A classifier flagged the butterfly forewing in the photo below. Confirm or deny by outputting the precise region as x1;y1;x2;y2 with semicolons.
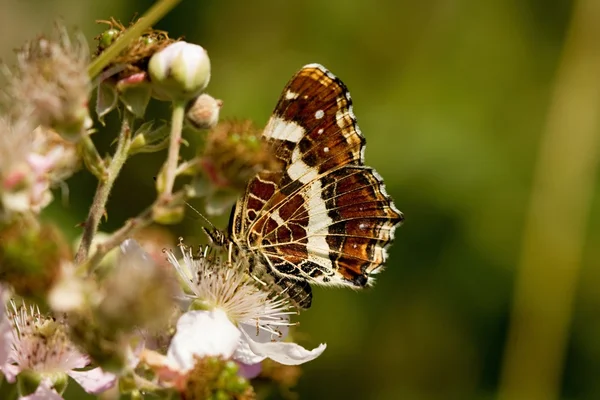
231;64;403;291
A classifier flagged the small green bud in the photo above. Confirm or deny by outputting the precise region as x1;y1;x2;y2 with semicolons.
129;122;170;155
212;389;231;400
77;135;108;180
226;376;250;394
148;41;211;102
99;28;120;50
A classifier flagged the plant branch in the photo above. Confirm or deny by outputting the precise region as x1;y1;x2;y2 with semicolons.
88;0;183;79
75;112;135;265
160;100;186;198
82;190;186;271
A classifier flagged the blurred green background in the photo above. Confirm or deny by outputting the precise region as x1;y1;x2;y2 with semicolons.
1;0;600;399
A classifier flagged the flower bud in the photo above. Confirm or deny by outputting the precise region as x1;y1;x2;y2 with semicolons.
183;356;255;400
0;222;71;302
186;94;222;130
97;28;120;51
199;120;280;192
149;41;211;102
128;121;170;156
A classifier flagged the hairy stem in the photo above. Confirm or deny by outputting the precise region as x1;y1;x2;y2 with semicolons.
75;112;135;265
88;0;183;79
160;100;186;198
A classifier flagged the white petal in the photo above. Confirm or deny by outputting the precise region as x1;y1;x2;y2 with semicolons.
239;327;326;366
232;332;264;365
167;309;240;371
233;321;289;364
68;367;116;394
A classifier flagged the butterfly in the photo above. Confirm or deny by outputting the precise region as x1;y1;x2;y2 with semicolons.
222;64;403;309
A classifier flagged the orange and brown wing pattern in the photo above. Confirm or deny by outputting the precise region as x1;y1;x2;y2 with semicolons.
231;64;403;291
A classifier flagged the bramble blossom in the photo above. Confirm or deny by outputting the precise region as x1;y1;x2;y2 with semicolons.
166;242;326;370
1;301;116;399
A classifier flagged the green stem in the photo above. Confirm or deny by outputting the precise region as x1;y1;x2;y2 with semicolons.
161;101;186;198
88;0;183;79
75;112;135;265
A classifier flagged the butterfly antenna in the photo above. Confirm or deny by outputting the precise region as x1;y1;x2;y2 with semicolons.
184;201;227;247
184;201;216;229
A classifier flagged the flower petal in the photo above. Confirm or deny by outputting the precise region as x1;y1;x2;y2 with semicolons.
167;309;240;371
68;367;116;394
2;364;20;383
239;327;326;366
233;321;290;365
20;383;64;400
237;362;262;379
232;334;264;365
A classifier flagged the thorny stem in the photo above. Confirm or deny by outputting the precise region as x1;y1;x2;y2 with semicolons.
80;190;186;273
75;111;135;265
88;0;182;79
160;100;186;199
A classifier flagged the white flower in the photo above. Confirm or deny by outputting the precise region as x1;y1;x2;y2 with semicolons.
1;301;116;399
148;41;211;102
167;309;240;372
166;243;326;368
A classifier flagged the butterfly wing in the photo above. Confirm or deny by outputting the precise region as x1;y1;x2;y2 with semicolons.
231;64;403;288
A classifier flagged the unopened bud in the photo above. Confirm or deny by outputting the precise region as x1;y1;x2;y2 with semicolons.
186;94;222;130
149;41;211;102
0;222;71;302
129;121;170;156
